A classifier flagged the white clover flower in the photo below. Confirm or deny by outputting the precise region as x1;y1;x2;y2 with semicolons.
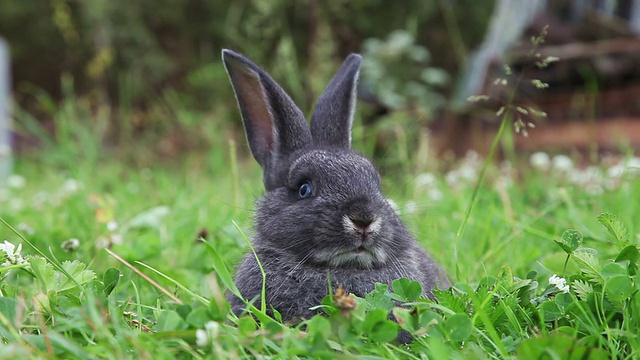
0;240;28;267
61;238;81;253
60;179;83;196
427;187;443;202
6;175;26;189
110;234;123;246
415;172;437;188
107;220;119;232
549;274;570;293
17;223;35;236
445;170;459;185
458;163;478;182
529;152;550;171
196;321;220;347
606;163;625;179
195;329;209;347
552;155;573;172
403;200;418;215
626;157;640;172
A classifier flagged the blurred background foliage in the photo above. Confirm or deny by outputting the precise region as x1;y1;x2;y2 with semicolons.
0;0;496;165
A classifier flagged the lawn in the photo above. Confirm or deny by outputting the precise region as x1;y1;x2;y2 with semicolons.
1;109;639;358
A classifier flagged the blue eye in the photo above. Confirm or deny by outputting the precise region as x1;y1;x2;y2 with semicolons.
298;181;313;199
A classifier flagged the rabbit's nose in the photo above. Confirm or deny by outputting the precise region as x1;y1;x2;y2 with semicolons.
348;215;373;229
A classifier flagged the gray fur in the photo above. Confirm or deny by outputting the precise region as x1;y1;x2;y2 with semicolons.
222;49;449;322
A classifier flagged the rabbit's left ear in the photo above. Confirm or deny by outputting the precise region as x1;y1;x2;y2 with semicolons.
310;54;362;149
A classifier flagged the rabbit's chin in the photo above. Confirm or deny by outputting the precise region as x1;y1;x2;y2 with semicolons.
313;246;388;269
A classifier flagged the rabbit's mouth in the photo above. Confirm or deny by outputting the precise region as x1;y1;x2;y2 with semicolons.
313;242;388;269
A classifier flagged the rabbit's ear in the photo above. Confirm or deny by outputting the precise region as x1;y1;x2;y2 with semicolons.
222;49;311;174
310;54;362;149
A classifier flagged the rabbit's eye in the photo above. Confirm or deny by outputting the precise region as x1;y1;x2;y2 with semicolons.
298;181;313;199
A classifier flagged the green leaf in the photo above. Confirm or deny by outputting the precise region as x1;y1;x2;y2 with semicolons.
433;289;468;314
554;292;574;310
392;307;416;332
571;279;594;301
497;265;514;287
201;240;240;296
507;279;533;294
615;245;640;275
58;261;96;293
237;316;257;336
0;297;18;340
29;257;56;293
391;278;422;301
208;294;230;322
368;320;399;343
176;304;192;319
363;283;395;312
600;263;626;279
616;245;639;263
597;213;630;250
477;276;498;289
306;315;331;341
571;250;603;284
156;310;188;331
419;311;445;339
361;309;398;343
540;301;563;321
186;307;211;328
517;334;609;360
605;275;633;302
558;229;583;254
444;313;473;342
102;267;120;296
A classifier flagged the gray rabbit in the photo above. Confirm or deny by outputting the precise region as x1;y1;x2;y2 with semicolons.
222;49;449;322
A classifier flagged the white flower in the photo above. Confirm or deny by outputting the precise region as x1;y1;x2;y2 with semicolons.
196;321;220;347
195;329;209;347
529;152;550;171
403;200;418;214
61;238;81;253
427;187;443;202
626;157;640;173
6;175;26;189
549;274;570;293
415;172;437;188
107;220;119;232
459;166;477;182
60;179;83;195
607;163;625;179
17;223;35;236
552;155;573;172
0;240;28;267
445;170;459;185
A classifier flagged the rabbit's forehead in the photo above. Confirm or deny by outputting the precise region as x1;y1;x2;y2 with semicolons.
289;149;378;179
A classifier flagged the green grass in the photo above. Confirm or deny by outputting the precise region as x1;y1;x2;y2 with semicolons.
1;110;640;359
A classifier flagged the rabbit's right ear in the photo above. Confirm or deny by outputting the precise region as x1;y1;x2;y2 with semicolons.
222;49;311;187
